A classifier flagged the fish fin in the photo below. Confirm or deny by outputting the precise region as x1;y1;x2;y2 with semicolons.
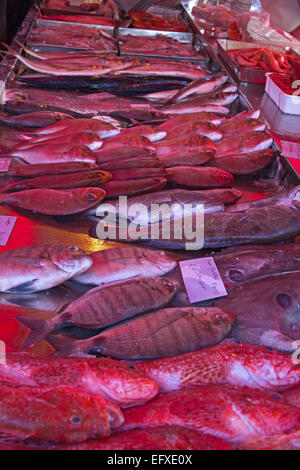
6;279;40;293
17;316;55;350
47;334;85;357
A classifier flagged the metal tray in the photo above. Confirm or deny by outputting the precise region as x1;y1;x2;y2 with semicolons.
0;4;38;92
118;28;209;65
217;39;288;84
27;18;117;52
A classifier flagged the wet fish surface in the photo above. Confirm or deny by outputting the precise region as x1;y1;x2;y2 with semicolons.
0;245;92;293
74;246;177;286
134;342;300;392
121;385;300;444
0;382;124;442
0;354;158;408
56;426;232;450
215;271;300;352
48;307;235;360
20;277;179;349
0;187;106;215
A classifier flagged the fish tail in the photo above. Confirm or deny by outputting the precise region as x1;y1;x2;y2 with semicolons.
17;316;55;350
46;334;85;357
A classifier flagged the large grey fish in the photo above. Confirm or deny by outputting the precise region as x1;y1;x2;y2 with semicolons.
0;245;92;293
48;307;235;360
19;277;179;349
73;246;177;286
213;243;300;288
215;271;300;352
227;186;300;212
91;204;300;250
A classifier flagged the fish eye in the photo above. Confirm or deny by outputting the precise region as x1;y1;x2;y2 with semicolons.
71;416;81;424
87;193;96;201
216;314;225;322
272;393;282;400
68;246;79;252
128;365;136;370
277;293;292;309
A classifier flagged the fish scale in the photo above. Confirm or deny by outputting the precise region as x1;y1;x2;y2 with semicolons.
134;342;300;392
19;277;179;350
121;385;300;444
47;307;235;360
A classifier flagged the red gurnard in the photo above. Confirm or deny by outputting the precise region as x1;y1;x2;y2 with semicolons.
121;385;300;444
165;121;223;141
28;118;119;139
219;117;266;136
8;143;96;165
134;342;300;392
215;131;273;158
0;187;106;215
56;426;233;450
210;149;274;175
0;382;123;442
15;131;103;151
100;177;167;198
0;354;158;408
165;166;234;188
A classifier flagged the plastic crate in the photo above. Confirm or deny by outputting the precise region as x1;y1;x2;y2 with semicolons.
265;72;300;115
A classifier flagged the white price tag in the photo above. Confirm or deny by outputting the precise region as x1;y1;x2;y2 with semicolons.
179;257;227;304
0;216;17;246
0;159;11;172
281;140;300;159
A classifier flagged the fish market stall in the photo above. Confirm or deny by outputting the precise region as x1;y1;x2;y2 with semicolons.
0;0;300;452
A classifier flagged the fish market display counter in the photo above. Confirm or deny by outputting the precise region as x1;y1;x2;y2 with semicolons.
0;0;300;452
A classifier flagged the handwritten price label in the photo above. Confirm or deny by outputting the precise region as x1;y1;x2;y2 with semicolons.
0;216;17;246
179;257;227;304
0;159;11;172
281;140;300;159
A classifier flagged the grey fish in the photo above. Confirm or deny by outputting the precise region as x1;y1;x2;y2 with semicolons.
213;243;300;288
73;246;177;286
215;271;300;352
91;204;300;250
0;245;92;293
19;277;179;349
48;307;235;360
227;186;300;212
0;111;74;129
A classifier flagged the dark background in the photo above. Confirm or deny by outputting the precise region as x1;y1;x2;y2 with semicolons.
1;0;33;43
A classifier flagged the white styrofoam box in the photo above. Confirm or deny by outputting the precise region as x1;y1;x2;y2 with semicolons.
265;72;300;115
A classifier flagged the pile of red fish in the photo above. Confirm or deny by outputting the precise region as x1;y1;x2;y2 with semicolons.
2;343;300;449
228;47;300;74
128;11;188;32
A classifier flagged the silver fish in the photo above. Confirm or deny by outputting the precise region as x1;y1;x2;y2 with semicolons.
73;246;177;286
0;245;92;293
